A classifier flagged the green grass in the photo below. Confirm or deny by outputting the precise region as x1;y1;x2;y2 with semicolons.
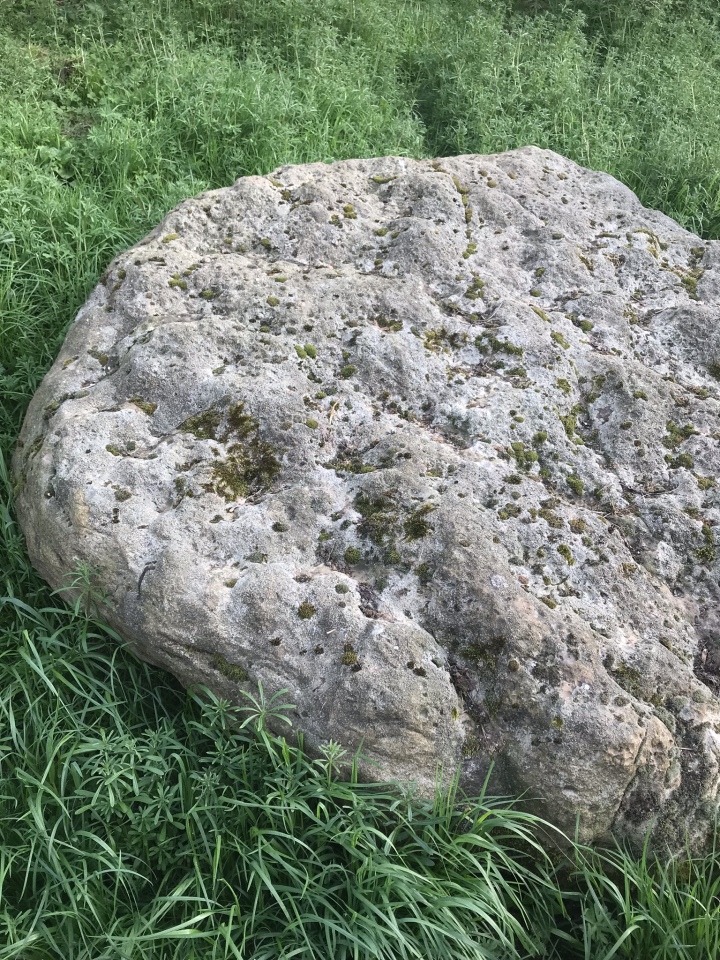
2;0;720;955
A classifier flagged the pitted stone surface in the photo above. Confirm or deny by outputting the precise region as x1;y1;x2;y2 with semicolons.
13;146;720;851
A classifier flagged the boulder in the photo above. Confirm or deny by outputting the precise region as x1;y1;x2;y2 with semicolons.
13;146;720;852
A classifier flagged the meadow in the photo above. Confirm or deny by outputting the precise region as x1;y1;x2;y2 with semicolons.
1;0;720;955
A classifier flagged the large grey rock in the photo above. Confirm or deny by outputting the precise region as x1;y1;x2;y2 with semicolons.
13;146;720;852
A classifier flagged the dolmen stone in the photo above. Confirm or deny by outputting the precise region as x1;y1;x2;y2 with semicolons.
14;146;720;852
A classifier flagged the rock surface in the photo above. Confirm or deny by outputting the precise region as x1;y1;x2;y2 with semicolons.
13;146;720;852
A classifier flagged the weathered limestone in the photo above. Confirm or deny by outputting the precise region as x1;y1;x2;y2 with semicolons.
13;146;720;852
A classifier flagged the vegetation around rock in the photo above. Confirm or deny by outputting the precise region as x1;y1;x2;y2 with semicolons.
2;0;720;956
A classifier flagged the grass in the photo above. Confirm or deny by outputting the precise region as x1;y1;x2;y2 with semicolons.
1;0;720;955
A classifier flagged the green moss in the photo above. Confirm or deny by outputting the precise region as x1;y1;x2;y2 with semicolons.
475;332;523;356
355;492;398;545
533;431;547;446
539;508;564;529
461;734;482;759
209;436;280;500
426;327;463;351
697;475;716;490
259;238;272;249
376;315;403;332
463;638;502;671
173;476;193;500
344;546;361;565
551;331;570;349
212;654;249;683
371;175;395;184
130;397;157;416
180;409;223;440
696;523;716;564
531;306;551;323
556;378;571;395
245;551;268;564
272;521;289;533
335;583;350;594
343;204;357;219
162;233;179;243
557;543;574;565
415;562;434;586
266;295;280;306
168;275;187;289
340;364;357;379
663;420;698;450
298;601;316;619
462;242;477;259
606;658;643;699
404;503;437;540
569;518;586;534
183;403;281;501
106;444;123;456
529;288;542;297
633;390;648;400
465;276;485;300
559;412;576;438
327;455;376;475
374;227;389;236
509;441;538;471
114;488;132;502
305;418;318;429
676;267;704;299
341;643;358;666
567;474;584;495
452;176;469;196
497;503;522;520
534;266;545;278
665;453;694;470
88;348;109;366
540;597;557;609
